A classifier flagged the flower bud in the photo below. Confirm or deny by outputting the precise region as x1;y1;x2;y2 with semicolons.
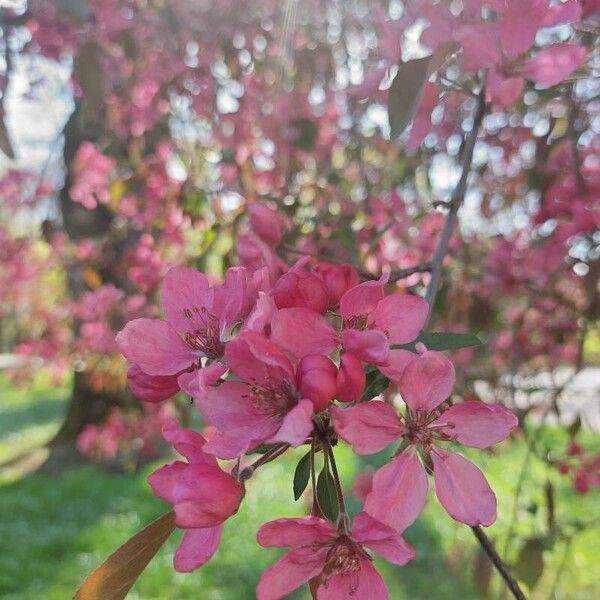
296;354;338;412
248;202;285;245
336;353;365;402
127;364;180;402
273;271;329;314
313;262;360;307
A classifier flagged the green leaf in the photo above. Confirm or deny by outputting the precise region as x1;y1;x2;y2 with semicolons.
514;537;545;589
388;43;457;138
391;331;483;352
316;466;339;522
293;452;311;501
360;369;390;401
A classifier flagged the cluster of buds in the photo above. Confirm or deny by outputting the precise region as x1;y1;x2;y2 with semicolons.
555;441;600;494
117;254;517;598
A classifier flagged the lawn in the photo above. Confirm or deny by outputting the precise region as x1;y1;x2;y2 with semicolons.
0;373;599;600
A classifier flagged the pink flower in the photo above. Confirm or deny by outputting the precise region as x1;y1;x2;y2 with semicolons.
313;262;360;307
148;421;243;572
273;263;329;314
339;276;429;365
256;512;414;600
331;351;518;528
270;275;428;365
180;332;336;458
117;266;250;378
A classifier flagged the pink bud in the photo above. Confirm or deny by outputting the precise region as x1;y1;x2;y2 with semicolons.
568;441;583;456
297;354;338;412
574;468;590;494
127;364;180;402
272;271;329;314
313;262;360;307
248;202;285;245
336;353;365;402
556;461;570;475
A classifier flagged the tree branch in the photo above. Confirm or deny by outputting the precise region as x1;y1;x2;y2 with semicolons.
472;526;527;600
424;87;487;323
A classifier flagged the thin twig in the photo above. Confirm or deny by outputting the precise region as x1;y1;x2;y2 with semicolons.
472;526;527;600
424;86;487;324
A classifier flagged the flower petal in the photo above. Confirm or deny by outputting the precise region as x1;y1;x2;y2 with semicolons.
127;364;181;402
364;450;428;533
116;318;194;376
257;517;335;548
521;43;587;87
352;512;415;566
317;557;388;600
341;328;389;366
173;525;222;572
330;403;403;455
432;450;497;526
397;351;455;412
271;308;339;359
257;547;328;600
212;266;248;332
368;293;428;345
271;399;314;447
161;420;216;466
435;401;518;448
378;349;416;381
339;275;387;322
162;266;212;333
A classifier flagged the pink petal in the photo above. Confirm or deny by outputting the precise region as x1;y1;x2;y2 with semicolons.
368;293;428;345
212;266;248;332
317;557;388;600
364;450;428;533
127;364;181;402
257;517;335;548
432;450;497;526
542;0;582;27
161;420;216;466
271;307;339;359
176;363;227;398
335;353;366;402
378;349;416;381
330;403;404;455
486;70;525;108
341;328;389;366
435;401;518;448
202;421;278;459
242;291;277;333
257;547;328;600
161;266;212;333
173;525;222;572
225;331;295;384
521;43;587;86
339;275;387;322
148;461;187;504
116;318;195;376
500;0;547;58
455;23;502;70
397;351;455;412
271;398;314;447
352;512;415;566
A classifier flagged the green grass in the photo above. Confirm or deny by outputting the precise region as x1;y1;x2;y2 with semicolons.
0;373;599;599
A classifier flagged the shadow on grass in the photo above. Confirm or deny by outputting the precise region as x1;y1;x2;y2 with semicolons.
0;465;165;600
0;399;67;439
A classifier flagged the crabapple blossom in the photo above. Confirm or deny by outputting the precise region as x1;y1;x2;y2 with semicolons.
148;421;244;572
256;512;415;600
331;351;518;528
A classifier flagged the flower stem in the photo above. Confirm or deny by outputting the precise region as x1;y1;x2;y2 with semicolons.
239;444;289;480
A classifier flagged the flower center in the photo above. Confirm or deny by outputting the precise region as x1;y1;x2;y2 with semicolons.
344;314;368;331
404;404;454;447
246;377;298;418
321;536;368;593
182;307;225;359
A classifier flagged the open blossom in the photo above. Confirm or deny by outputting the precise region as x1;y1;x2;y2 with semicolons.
148;421;243;572
331;351;518;528
117;265;253;387
271;274;428;365
313;262;360;307
180;331;338;458
256;512;415;600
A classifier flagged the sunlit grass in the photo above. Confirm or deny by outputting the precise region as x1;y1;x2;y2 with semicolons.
0;374;599;599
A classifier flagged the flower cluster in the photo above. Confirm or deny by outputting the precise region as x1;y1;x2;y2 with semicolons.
555;441;600;495
117;255;518;598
